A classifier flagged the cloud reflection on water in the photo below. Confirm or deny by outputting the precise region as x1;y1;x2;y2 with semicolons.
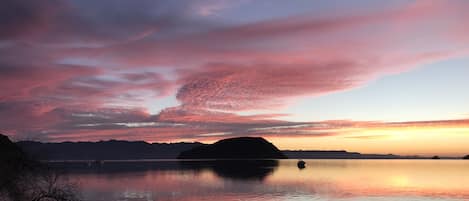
58;160;469;201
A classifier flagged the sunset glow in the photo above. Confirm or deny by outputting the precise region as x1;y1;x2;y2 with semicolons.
1;0;469;156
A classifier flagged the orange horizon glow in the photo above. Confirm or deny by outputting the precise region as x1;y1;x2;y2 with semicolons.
187;119;469;157
11;118;466;157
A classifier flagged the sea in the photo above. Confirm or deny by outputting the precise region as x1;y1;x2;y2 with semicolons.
53;159;469;201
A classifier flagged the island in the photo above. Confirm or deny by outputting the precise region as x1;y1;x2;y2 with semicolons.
177;137;287;159
463;155;469;160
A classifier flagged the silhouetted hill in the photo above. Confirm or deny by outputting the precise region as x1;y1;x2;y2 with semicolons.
0;134;25;161
283;150;430;159
1;134;38;199
463;155;469;159
283;150;414;159
283;150;361;159
0;134;32;174
17;140;203;160
178;137;286;159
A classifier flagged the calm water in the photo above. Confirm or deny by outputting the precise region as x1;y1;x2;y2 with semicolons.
58;160;469;201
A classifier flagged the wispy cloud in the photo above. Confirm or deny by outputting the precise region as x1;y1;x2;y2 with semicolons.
1;0;469;143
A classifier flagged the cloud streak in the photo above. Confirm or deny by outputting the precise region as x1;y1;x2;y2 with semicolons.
0;0;469;144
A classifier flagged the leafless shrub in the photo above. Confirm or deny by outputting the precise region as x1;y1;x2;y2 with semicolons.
0;160;81;201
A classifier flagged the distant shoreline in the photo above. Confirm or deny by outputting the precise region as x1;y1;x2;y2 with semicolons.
42;158;465;163
16;139;467;160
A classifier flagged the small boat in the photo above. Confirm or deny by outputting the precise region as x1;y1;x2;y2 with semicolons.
94;160;104;166
87;160;104;167
297;160;306;169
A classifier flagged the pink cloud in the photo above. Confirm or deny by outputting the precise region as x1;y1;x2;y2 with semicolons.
1;0;469;141
0;0;63;39
13;114;468;142
176;62;367;110
70;1;467;113
157;106;287;124
0;63;99;102
52;71;175;107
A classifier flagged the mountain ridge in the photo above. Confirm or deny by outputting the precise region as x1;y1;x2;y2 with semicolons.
11;137;464;160
17;139;204;160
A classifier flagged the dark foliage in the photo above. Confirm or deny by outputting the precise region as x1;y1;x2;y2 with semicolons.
0;134;80;201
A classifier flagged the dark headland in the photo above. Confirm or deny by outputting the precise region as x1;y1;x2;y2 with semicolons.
178;137;287;159
0;134;80;201
0;134;25;160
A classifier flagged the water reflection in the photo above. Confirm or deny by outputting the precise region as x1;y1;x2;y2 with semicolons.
179;160;278;181
50;160;278;181
55;160;469;201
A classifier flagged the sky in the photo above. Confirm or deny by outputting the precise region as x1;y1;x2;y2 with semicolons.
1;0;469;156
